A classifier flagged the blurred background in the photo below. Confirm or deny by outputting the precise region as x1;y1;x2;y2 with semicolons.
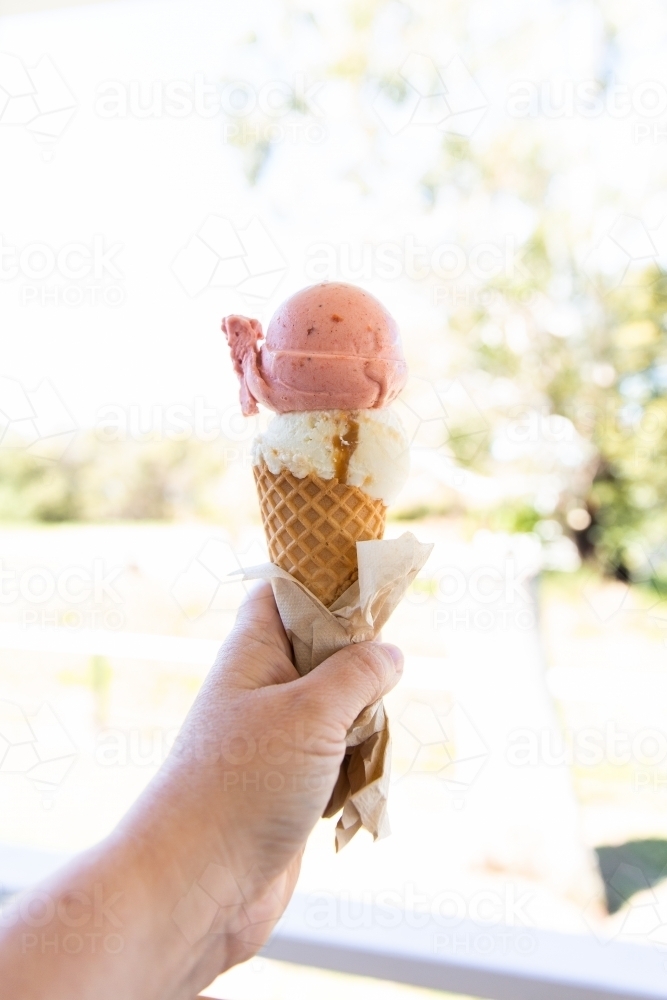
1;0;667;997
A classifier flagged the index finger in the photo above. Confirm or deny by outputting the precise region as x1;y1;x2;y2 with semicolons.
217;581;299;688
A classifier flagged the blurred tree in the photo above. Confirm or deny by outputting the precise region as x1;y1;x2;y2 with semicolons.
0;449;80;522
442;142;667;583
0;437;233;525
325;2;667;584
3;0;667;590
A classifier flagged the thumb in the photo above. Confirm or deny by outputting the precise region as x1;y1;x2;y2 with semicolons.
296;641;403;733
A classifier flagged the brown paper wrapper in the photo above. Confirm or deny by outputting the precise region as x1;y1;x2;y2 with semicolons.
238;532;433;850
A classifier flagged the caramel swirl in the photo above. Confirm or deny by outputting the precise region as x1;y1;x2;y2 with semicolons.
332;416;360;483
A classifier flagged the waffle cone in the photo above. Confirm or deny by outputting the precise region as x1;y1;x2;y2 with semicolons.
254;460;386;607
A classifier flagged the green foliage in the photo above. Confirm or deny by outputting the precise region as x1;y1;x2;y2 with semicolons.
0;450;80;522
486;503;542;536
434;153;667;581
0;436;230;524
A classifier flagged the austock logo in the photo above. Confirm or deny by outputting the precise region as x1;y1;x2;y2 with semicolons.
172;863;284;949
171;216;287;300
583;213;667;292
0;376;76;459
305;234;530;285
373;52;488;137
170;538;266;620
1;880;124;956
393;696;488;797
0;235;124;307
396;374;488;464
0;54;76;159
583;858;667;954
508;78;667;121
305;883;534;932
0;700;77;805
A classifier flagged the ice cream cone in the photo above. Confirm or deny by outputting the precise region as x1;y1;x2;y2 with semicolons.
254;460;386;607
223;283;422;851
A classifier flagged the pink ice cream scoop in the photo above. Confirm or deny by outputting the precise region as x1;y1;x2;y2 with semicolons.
222;282;408;415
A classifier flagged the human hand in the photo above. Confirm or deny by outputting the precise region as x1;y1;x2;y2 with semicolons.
0;583;403;1000
118;581;404;994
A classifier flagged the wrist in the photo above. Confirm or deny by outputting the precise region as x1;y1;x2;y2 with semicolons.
112;775;242;981
117;764;293;984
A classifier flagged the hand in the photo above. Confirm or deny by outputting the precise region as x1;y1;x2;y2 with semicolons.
131;580;404;982
0;582;403;1000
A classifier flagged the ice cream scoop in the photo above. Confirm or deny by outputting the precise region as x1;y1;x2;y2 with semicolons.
223;282;407;415
252;408;410;505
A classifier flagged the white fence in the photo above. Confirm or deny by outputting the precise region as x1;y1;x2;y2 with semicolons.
0;842;665;1000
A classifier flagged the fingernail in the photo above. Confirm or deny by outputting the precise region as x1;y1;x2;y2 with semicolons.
381;644;403;671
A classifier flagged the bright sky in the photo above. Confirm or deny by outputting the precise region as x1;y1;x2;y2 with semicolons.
1;0;667;432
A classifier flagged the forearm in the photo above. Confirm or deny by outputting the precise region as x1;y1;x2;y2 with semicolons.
0;809;233;1000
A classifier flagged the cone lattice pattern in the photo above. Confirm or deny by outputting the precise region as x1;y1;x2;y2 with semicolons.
254;461;386;607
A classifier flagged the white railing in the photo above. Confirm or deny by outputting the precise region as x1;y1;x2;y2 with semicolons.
0;622;221;666
0;843;665;1000
1;624;666;1000
263;893;667;1000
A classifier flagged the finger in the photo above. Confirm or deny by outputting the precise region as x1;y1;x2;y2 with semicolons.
235;581;288;648
295;641;403;734
219;582;298;688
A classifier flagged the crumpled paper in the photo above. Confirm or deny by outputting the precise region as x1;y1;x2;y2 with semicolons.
239;532;433;850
